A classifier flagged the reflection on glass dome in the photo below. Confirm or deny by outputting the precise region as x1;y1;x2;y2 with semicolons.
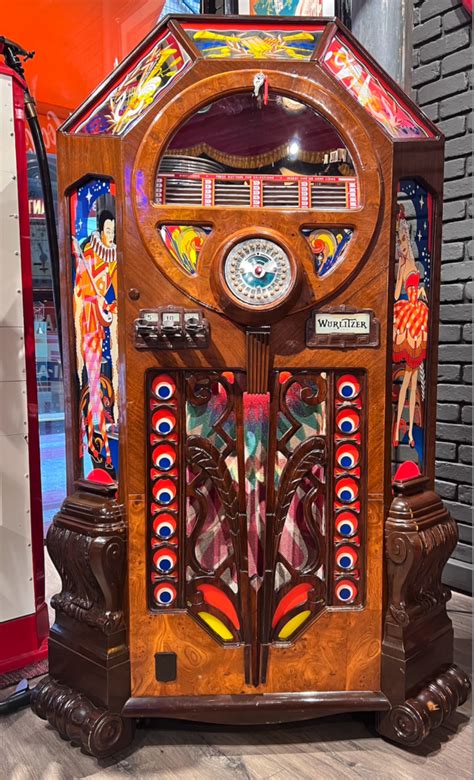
155;92;358;210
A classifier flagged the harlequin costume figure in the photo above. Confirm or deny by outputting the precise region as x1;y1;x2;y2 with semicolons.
72;210;118;470
393;205;429;448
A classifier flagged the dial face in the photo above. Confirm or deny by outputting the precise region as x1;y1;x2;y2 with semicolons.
224;239;292;307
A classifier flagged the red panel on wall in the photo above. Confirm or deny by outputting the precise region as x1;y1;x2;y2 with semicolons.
2;0;165;113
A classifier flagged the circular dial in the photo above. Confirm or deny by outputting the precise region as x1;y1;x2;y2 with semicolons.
224;239;292;307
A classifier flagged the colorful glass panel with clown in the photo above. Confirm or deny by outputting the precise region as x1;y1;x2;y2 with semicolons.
70;178;119;479
392;180;432;471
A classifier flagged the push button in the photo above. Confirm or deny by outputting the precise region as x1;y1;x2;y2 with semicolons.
134;306;210;350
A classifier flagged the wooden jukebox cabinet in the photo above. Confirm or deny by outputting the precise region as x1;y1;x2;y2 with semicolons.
32;16;470;756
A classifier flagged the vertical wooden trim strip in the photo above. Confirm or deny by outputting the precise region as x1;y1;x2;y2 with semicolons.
246;326;271;394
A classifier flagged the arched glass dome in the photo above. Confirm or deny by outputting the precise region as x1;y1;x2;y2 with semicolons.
156;91;358;210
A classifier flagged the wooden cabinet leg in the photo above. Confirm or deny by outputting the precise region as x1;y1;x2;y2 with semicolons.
377;664;471;746
31;676;134;758
30;479;135;757
378;475;471;746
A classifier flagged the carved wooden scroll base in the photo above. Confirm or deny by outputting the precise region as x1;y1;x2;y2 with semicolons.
30;479;133;757
377;475;471;746
377;664;470;747
31;676;134;758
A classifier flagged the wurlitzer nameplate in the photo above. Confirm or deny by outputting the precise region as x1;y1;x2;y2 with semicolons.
306;306;380;348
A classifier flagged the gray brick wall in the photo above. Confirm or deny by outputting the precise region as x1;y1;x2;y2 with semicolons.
413;0;473;593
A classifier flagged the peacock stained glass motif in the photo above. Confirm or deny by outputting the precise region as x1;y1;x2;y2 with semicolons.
301;227;353;277
74;31;190;136
185;27;322;60
268;372;327;655
322;36;433;139
159;225;211;276
185;372;244;645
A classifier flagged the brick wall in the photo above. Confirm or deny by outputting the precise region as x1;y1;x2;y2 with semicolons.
412;0;472;592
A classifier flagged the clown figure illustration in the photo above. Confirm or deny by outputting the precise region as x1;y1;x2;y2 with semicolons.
72;205;119;474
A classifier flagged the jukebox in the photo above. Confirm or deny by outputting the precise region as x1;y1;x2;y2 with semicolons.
32;16;470;756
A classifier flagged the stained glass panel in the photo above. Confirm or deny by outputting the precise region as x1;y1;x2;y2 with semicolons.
146;368;366;677
392;180;432;472
184;372;243;644
73;31;190;136
244;393;270;580
250;0;329;14
70;177;119;479
159;225;212;276
322;36;434;139
302;227;354;277
184;26;322;60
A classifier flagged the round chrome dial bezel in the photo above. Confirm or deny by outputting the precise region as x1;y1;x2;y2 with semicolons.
223;238;292;307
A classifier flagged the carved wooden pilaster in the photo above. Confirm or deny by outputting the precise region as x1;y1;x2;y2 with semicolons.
246;326;271;393
31;479;133;756
377;475;471;746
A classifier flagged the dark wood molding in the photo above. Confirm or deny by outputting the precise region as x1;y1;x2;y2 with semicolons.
377;664;471;747
47;484;127;633
383;474;456;631
122;690;390;723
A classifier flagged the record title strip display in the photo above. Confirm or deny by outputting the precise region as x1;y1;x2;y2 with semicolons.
156;173;359;210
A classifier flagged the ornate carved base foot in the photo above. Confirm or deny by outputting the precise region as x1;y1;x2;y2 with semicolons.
31;676;134;758
379;474;471;748
377;664;471;747
31;481;133;757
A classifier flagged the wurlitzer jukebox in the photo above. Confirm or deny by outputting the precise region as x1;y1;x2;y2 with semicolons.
32;16;470;757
